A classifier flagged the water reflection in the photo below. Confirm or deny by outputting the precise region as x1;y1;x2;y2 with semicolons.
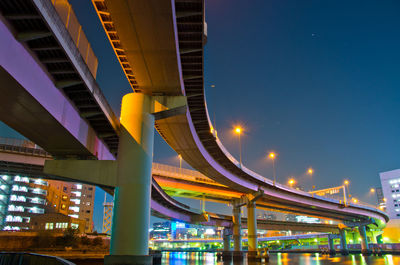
161;252;400;265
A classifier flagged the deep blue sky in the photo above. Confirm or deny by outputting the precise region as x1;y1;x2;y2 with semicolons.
1;0;400;231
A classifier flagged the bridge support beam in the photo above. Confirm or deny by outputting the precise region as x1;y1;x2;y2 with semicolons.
339;229;349;255
232;206;244;260
247;201;259;260
105;93;154;265
358;225;371;256
327;234;336;255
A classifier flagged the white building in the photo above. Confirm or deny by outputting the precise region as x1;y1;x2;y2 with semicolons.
379;169;400;219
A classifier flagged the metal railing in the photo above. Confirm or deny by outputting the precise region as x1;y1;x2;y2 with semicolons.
51;0;98;78
0;137;50;158
152;162;224;186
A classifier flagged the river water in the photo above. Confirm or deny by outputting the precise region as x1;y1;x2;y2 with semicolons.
161;252;400;265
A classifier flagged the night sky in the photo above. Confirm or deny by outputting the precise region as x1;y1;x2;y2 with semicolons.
1;0;400;232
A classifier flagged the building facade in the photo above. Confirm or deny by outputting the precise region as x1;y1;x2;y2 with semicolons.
380;169;400;219
46;180;95;232
0;174;95;232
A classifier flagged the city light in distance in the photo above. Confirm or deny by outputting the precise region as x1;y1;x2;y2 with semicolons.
307;168;313;175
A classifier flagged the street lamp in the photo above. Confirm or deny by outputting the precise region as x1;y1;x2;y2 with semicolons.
307;167;314;190
370;188;375;193
268;152;277;185
178;154;182;173
234;126;243;167
288;178;295;188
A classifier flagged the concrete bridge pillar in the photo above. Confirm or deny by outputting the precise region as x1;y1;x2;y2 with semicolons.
327;234;336;255
247;201;258;260
339;229;349;255
232;206;244;260
221;228;232;261
105;93;154;265
232;206;242;252
223;228;232;251
358;225;371;256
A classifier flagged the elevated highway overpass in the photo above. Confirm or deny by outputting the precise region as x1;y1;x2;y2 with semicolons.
91;0;387;227
0;138;340;234
0;0;388;262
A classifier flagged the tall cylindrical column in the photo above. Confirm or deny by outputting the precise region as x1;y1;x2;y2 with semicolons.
358;225;371;256
339;229;349;255
223;228;231;252
327;235;336;255
107;93;154;264
232;206;242;251
247;201;257;253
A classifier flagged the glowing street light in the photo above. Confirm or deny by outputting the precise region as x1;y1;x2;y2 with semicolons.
352;198;358;204
234;126;243;167
370;188;375;193
178;154;182;172
288;178;296;188
268;152;277;185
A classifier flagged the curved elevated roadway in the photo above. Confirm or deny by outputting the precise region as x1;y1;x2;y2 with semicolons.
92;0;388;227
0;142;341;233
0;0;215;227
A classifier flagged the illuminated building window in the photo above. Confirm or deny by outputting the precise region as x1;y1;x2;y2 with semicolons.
71;191;81;197
0;185;7;190
2;175;8;181
6;216;23;222
56;223;69;229
32;188;46;195
45;223;54;230
69;206;80;213
75;184;82;190
28;207;44;214
70;199;80;205
10;195;26;202
34;179;47;186
62;195;68;201
71;223;79;229
8;205;24;212
30;197;44;204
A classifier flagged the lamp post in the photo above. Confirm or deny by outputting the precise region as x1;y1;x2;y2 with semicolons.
307;167;314;191
344;180;350;201
178;154;182;174
234;127;243;168
268;152;277;185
